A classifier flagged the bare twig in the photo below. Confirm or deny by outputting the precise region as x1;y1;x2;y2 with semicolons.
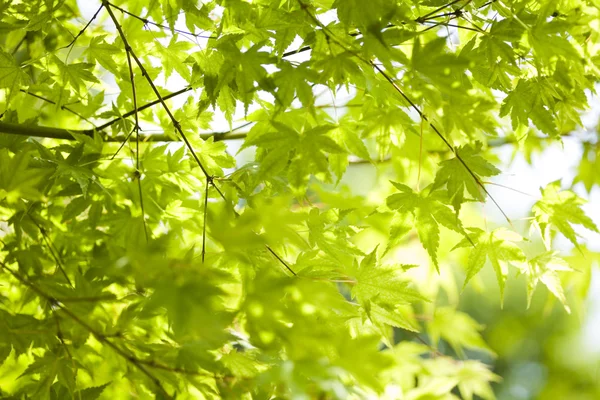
119;35;149;242
108;1;216;39
266;245;296;276
417;0;465;22
95;86;193;132
59;4;104;50
202;182;209;263
20;89;97;128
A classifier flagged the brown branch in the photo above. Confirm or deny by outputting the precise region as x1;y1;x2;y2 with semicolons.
417;0;466;22
95;86;193;132
0;120;251;142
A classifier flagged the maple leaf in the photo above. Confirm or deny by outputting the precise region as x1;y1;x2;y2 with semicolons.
520;251;573;312
457;227;526;302
427;307;494;357
273;62;315;109
155;35;194;80
351;247;425;306
500;78;561;136
532;180;599;250
53;56;100;94
84;36;120;74
1;0;599;397
433;142;500;213
0;149;46;202
386;182;468;271
0;51;31;100
350;247;426;332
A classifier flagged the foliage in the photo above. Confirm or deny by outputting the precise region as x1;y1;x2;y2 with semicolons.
0;0;599;399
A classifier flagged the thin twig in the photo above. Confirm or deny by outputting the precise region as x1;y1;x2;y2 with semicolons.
20;89;97;128
121;38;149;242
265;245;296;276
202;182;209;263
108;1;216;39
296;0;510;224
417;117;423;191
55;294;118;303
481;181;536;198
59;4;104;50
95;86;193;132
110;127;135;159
417;0;465;22
420;20;483;33
11;34;27;55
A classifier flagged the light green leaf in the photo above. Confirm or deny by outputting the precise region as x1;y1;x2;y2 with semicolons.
532;180;599;250
0;51;30;99
433;142;500;212
462;228;526;302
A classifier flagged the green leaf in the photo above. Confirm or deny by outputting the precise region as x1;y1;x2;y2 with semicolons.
351;247;426;307
53;56;99;94
75;383;111;400
500;78;561;136
433;142;500;212
461;228;526;302
387;183;468;271
350;247;426;333
155;35;194;80
84;36;120;74
427;307;494;357
0;0;598;397
522;251;573;312
0;149;45;202
532;180;599;250
0;51;30;100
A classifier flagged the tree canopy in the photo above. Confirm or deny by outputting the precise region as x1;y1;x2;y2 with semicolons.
0;0;599;399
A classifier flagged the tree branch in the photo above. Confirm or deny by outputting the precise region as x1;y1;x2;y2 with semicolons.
0;120;250;142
